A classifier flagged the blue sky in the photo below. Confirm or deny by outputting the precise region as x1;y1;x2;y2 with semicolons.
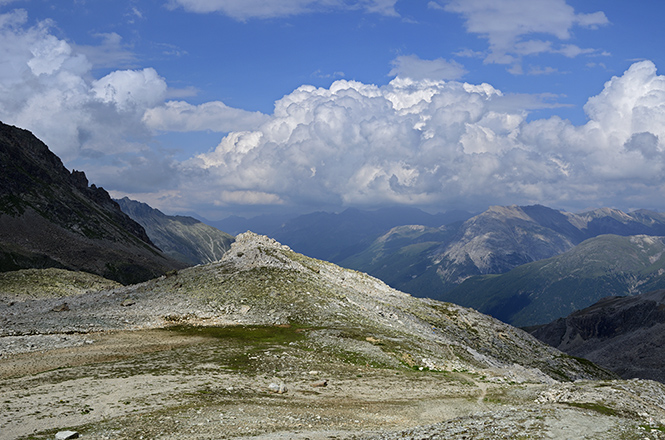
1;0;665;219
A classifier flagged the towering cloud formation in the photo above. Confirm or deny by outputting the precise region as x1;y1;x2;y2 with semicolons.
188;61;664;212
0;10;165;161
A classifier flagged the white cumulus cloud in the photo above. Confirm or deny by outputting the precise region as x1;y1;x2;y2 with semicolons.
92;68;168;111
0;9;267;193
183;61;665;213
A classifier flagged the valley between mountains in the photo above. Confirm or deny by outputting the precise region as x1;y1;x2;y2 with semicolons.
4;122;665;439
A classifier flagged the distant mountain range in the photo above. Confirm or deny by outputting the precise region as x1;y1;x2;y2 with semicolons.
116;197;234;266
342;205;664;289
209;207;473;263
529;289;665;382
444;234;665;326
0;122;184;284
7;118;665;345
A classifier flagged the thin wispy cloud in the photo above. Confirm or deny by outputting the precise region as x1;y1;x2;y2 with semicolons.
166;0;398;20
74;32;137;69
438;0;609;71
389;55;467;81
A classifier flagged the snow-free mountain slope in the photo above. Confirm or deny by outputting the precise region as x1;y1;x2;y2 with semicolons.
443;234;665;326
343;204;665;303
116;197;234;266
0;122;184;284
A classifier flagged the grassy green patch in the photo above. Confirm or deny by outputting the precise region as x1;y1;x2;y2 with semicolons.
162;325;310;372
564;401;618;416
165;324;307;345
639;424;665;432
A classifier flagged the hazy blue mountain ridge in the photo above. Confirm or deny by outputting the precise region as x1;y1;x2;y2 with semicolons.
208;207;473;264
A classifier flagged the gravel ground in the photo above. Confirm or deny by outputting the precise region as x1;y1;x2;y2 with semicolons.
3;234;665;439
3;327;665;440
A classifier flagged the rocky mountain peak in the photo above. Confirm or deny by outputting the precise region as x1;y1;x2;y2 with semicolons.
219;231;304;272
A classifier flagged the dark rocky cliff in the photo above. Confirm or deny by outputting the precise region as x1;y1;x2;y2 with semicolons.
529;290;665;382
0;122;184;284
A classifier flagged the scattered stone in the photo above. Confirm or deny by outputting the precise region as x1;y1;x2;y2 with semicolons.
311;380;328;387
55;431;79;439
52;303;70;312
268;383;287;394
121;298;136;307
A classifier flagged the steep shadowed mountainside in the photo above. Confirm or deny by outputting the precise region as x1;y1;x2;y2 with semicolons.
529;289;665;383
0;122;184;284
116;197;234;266
441;234;665;326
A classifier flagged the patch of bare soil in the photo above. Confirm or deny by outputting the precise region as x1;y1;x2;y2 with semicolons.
0;330;208;379
2;327;664;440
0;327;486;439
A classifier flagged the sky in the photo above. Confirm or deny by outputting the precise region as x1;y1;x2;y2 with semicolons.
1;0;665;219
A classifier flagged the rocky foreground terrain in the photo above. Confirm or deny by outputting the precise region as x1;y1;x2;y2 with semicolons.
2;233;665;439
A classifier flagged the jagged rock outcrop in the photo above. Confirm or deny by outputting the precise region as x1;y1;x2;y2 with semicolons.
0;122;184;284
116;197;234;266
